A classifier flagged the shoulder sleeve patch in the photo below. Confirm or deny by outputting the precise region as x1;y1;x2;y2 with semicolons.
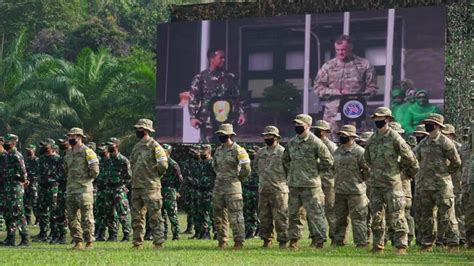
85;147;99;165
237;146;250;165
155;145;168;163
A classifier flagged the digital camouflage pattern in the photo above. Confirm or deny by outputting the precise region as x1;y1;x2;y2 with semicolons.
161;157;183;239
94;155;111;236
24;155;39;224
194;157;215;238
180;154;200;236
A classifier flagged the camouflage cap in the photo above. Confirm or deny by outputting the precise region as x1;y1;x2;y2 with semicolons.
413;124;429;136
200;144;212;151
407;135;418;147
133;118;155;132
441;124;456;135
67;127;86;137
97;145;106;152
389;122;405;134
106;137;120;146
391;87;404;97
162;144;172;151
293;114;312;126
370;107;393;119
40;138;56;146
337;125;358;137
358;131;374;142
261;125;281;138
215;123;236;136
312;120;331;131
422;113;445;128
25;144;36;150
5;134;19;142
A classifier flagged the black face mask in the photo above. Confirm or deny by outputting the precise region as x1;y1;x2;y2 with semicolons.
415;136;425;143
218;135;229;144
107;147;115;153
313;128;322;138
200;154;208;160
374;120;387;129
136;130;146;139
68;138;77;146
41;147;51;154
425;124;435;133
339;136;350;145
264;138;275;146
3;143;11;151
295;126;305;135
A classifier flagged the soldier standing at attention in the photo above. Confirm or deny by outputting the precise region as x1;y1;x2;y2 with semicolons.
282;114;334;250
24;144;39;226
212;123;251;250
64;128;100;250
314;35;378;133
196;144;216;240
312;120;337;242
189;48;246;143
160;144;183;241
1;134;30;247
242;148;259;239
416;114;461;252
130;119;168;250
333;125;370;247
364;107;418;255
254;126;289;249
105;137;132;242
94;145;111;241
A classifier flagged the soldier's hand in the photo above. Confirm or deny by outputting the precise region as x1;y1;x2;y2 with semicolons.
238;114;246;125
176;192;181;198
191;119;202;128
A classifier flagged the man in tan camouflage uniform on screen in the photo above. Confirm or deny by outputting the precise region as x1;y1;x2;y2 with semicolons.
314;35;378;133
282;114;334;250
253;126;289;249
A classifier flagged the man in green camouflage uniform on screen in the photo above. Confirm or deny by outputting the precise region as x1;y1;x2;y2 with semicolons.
415;114;461;252
364;107;418;255
24;144;39;225
1;134;30;246
282;114;334;250
242;147;259;239
195;144;216;240
160;144;183;241
105;137;132;242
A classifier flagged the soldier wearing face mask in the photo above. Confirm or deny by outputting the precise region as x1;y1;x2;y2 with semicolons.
311;120;337;243
253;126;289;249
364;107;418;255
282;114;334;250
212;123;251;250
24;145;39;226
415;114;461;252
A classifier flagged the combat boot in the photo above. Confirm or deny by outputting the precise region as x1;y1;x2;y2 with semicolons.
245;230;255;239
144;230;153;241
172;234;180;241
218;241;227;249
279;241;288;249
213;232;218;240
233;241;244;250
310;238;323;249
18;233;30;247
0;233;16;246
395;247;407;256
154;243;163;250
32;230;48;242
121;232;130;242
73;241;84;250
262;239;272;248
107;233;118;242
183;223;193;234
200;230;211;240
49;231;58;244
95;230;106;242
57;233;66;244
132;243;144;250
289;239;299;250
85;242;93;250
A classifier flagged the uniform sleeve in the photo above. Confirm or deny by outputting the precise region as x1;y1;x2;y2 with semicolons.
236;146;251;181
364;63;378;95
154;144;169;176
85;148;100;179
315;141;334;173
282;146;290;177
444;140;462;175
173;161;184;184
394;137;419;179
123;157;132;185
358;148;370;181
189;74;203;120
16;155;28;182
313;64;331;97
364;143;372;167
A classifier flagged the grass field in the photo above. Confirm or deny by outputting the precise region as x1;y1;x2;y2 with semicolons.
0;213;472;265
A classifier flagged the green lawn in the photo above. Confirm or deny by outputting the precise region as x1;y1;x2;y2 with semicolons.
0;214;472;265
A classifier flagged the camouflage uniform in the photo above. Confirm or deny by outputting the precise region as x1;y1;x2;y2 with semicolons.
195;153;215;239
282;114;334;247
180;153;200;237
4;144;29;242
55;144;68;244
160;156;183;240
130;119;168;248
415;115;461;248
189;68;244;143
314;55;378;132
94;153;111;239
333;125;370;246
0;141;7;231
254;127;289;246
242;151;259;239
106;150;132;240
212;124;251;247
64;128;100;245
24;151;39;225
364;107;418;251
463;121;474;247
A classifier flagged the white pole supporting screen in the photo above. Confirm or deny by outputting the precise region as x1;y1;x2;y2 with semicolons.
343;12;350;35
303;14;311;114
384;9;395;107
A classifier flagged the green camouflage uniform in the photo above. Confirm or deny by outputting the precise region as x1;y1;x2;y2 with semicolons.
56;149;68;242
463;121;474;247
415;131;461;247
0;150;7;231
180;155;200;236
189;69;244;143
212;141;251;245
64;142;100;244
319;136;337;241
160;157;182;239
4;147;28;237
313;55;378;132
94;155;111;237
364;127;418;250
254;143;289;244
195;157;215;238
242;153;259;238
333;142;370;246
24;155;39;224
130;135;168;246
282;130;334;245
106;152;132;237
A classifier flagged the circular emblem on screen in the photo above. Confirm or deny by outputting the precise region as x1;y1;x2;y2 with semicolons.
212;100;231;122
343;100;364;119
